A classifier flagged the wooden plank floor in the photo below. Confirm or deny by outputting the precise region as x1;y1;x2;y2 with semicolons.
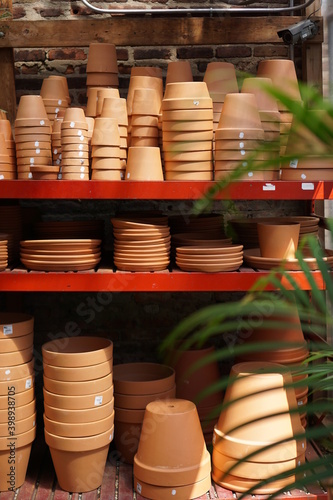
0;437;328;500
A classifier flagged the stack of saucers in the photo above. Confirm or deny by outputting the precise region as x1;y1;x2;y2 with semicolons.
111;215;170;271
19;239;102;271
0;313;36;491
0;204;23;265
86;42;119;92
0;234;8;271
14;95;53;180
162;82;214;180
61;107;89;180
91;117;123;180
100;97;128;169
42;336;114;493
0;119;16;178
176;244;243;273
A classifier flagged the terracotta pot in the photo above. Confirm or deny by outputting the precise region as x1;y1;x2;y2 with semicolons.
130;137;159;148
257;222;300;259
43;373;113;396
86;74;119;86
42;336;113;367
218;93;263;131
165;61;193;85
164;160;213;172
115;385;176;410
40;77;69;103
114;406;145;464
162;118;213;132
132;88;161;116
213;361;306;462
131;66;163;78
43;385;114;411
203;61;238;93
134;399;211;486
44;410;114;437
131;125;159;138
125;147;163;181
127;76;164;116
165;170;213;181
134;474;211;500
0;358;34;382
43;358;113;382
44;398;114;424
87;43;118;73
0;312;33;338
164;82;210;100
45;426;114;492
0;373;34;396
0;387;35;410
113;362;175;395
0;411;36;437
0;398;35;424
163;130;213;142
0;346;33;367
169;345;222;408
96;88;120;116
91;117;120;146
16;95;48;120
241;77;279;113
48;75;71;104
257;59;302;108
0;426;36;491
0;120;13;141
100;97;128;125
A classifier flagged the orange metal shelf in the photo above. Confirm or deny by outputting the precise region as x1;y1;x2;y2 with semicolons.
0;180;332;200
0;265;326;292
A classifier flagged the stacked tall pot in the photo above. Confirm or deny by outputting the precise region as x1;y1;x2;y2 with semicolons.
42;336;114;493
0;313;36;491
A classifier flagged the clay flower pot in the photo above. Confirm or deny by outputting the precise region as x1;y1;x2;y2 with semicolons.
218;93;263;131
0;332;34;353
0;346;33;367
0;358;34;382
44;398;114;424
0;373;34;396
165;61;193;85
0;398;35;424
127;76;164;116
43;372;113;396
43;358;113;382
0;426;36;491
257;59;302;108
48;75;71;104
241;77;279;113
164;82;210;100
0;312;33;337
100;97;128;125
0;387;35;410
96;88;120;116
0;120;13;141
16;95;48;121
45;426;114;492
91;117;120;146
213;362;306;462
131;66;163;78
43;385;114;411
257;222;300;259
87;43;118;73
134;399;211;488
132;88;161;116
0;411;36;436
42;336;113;367
114;406;145;464
125;147;164;181
113;362;175;395
169;345;222;408
62;107;86;125
40;77;69;103
43;411;114;437
203;62;239;93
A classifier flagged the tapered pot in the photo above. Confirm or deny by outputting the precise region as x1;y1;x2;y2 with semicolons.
0;387;35;410
0;373;34;396
257;222;300;259
114;407;145;464
45;426;114;492
257;59;302;108
218;93;263;131
134;474;211;500
113;362;175;395
42;337;113;367
0;411;36;437
203;62;238;93
125;147;163;181
165;61;193;85
0;398;36;424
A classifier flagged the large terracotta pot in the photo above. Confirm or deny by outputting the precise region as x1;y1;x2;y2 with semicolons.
134;399;211;487
43;385;114;410
0;398;36;424
43;373;113;396
43;358;113;382
43;411;114;437
42;337;113;367
44;398;114;424
45;426;114;492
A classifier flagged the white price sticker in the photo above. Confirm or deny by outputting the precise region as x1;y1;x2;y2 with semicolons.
94;396;103;406
3;325;13;335
25;378;32;389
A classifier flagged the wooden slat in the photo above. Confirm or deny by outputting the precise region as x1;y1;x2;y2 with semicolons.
34;448;56;500
100;460;116;500
118;463;134;499
0;17;323;48
0;48;16;123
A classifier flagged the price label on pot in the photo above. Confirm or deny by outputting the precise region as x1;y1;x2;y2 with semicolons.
289;159;298;169
3;325;13;335
136;482;142;494
94;395;103;406
25;378;32;389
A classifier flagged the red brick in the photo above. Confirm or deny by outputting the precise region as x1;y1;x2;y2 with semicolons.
48;48;87;61
116;49;129;61
216;46;252;58
65;65;75;75
15;49;46;63
21;64;40;75
177;47;214;59
13;6;26;19
253;46;290;58
134;48;171;60
36;8;63;18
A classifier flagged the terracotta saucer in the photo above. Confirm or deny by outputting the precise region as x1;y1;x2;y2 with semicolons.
243;248;333;270
176;256;243;265
114;262;169;272
176;245;243;255
176;261;242;272
21;259;100;272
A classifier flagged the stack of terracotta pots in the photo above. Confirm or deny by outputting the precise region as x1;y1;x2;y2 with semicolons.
0;235;8;270
86;43;119;92
61;107;89;180
0;119;16;179
126;74;163;145
236;303;309;427
165;60;193;85
113;362;176;464
134;399;211;499
86;87;119;118
162;82;214;180
42;336;114;493
51;118;63;171
130;88;161;147
90;117;122;180
125;146;164;181
111;215;170;271
203;62;239;142
212;361;306;494
14;95;54;180
100;97;128;169
0;204;23;265
280;109;333;181
40;76;70;126
257;59;302;157
0;313;36;491
214;93;280;181
169;345;223;443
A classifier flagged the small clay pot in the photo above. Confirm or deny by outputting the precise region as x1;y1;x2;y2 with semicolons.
40;77;69;103
165;61;193;85
218;93;263;131
134;399;211;486
113;362;175;395
0;312;34;337
115;385;176;410
100;97;128;125
42;336;113;367
257;222;300;259
0;411;36;437
45;426;114;492
127;76;164;116
257;59;302;108
91;117;120;146
241;77;279;113
0;387;35;410
164;82;210;100
96;88;121;116
0;346;33;367
203;62;238;94
0;358;34;382
132;88;161;116
0;373;34;396
87;43;118;73
0;120;13;141
125;147;163;181
16;95;48;120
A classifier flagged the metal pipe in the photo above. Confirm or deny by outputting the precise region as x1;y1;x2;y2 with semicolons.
81;0;316;15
